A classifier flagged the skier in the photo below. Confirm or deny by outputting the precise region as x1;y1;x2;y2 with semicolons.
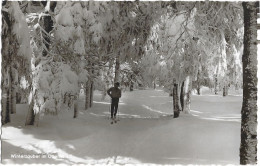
107;82;122;120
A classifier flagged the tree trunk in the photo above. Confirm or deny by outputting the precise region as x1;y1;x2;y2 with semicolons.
16;72;22;104
25;96;35;125
180;81;184;110
1;88;10;125
214;74;218;95
73;98;78;118
7;87;11;122
223;85;228;97
10;66;17;114
197;86;200;95
39;3;54;57
85;81;91;110
1;8;12;125
89;81;94;108
39;1;56;55
25;91;40;126
8;68;12;115
130;75;134;91
3;9;19;119
240;2;258;165
114;56;120;83
1;91;7;125
16;92;22;104
173;83;181;118
40;15;53;57
197;69;201;95
182;76;192;114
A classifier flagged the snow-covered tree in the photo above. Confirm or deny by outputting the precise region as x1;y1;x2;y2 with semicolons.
24;1;112;124
98;2;163;87
1;1;31;125
139;52;161;89
25;1;65;125
139;1;244;117
149;3;199;116
54;2;89;111
192;1;244;96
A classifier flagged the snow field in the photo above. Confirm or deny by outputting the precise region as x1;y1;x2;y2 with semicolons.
2;88;241;165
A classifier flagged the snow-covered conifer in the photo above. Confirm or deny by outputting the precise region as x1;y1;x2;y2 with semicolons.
2;1;32;125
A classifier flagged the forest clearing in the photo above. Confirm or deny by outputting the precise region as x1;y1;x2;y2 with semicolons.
2;88;242;165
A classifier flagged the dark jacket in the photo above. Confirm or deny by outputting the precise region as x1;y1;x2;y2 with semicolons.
107;87;121;98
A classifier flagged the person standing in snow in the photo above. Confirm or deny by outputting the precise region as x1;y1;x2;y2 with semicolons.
107;82;122;119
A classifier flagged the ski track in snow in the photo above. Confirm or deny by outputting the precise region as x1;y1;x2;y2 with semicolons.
2;88;242;165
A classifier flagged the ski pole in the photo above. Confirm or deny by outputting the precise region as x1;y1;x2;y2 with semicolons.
109;99;111;119
118;99;119;121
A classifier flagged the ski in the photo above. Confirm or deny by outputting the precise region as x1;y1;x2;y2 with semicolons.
110;118;119;124
110;118;115;124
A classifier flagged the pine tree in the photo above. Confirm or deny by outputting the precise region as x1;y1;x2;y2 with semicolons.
2;2;31;125
25;1;58;125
